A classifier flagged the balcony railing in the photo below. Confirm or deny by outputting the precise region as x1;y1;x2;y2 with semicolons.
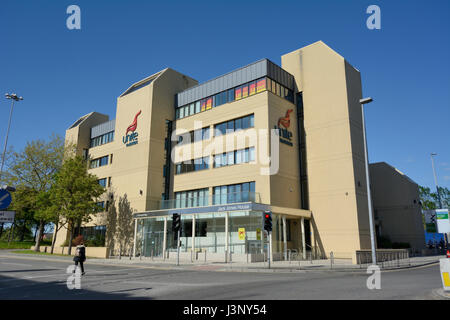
159;191;261;210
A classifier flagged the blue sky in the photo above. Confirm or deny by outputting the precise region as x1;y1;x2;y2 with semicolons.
1;0;449;190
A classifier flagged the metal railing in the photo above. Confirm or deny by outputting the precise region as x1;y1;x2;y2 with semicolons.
159;191;261;210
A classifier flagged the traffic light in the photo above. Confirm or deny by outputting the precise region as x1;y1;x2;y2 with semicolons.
172;213;181;232
263;211;272;232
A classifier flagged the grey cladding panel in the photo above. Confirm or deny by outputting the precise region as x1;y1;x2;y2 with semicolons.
176;59;294;107
91;120;115;138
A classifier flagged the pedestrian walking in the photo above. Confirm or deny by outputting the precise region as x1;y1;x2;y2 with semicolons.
73;241;86;275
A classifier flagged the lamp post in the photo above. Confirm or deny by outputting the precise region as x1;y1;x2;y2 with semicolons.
360;97;377;265
430;153;443;209
1;93;23;181
430;153;448;247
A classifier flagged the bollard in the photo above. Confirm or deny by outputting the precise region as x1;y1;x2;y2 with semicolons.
205;250;207;263
330;251;334;269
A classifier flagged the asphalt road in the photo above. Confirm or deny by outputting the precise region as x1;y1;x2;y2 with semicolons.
0;254;445;300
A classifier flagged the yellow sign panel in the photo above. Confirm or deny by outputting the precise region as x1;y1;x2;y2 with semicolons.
256;228;261;240
443;272;450;287
238;228;246;241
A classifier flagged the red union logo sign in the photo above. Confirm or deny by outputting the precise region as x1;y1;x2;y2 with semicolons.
275;109;294;146
123;110;141;147
278;109;293;129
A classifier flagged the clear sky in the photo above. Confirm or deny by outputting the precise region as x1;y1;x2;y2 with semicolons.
1;0;449;190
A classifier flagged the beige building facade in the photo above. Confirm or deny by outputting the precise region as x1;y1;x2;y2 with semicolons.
56;41;425;263
370;162;426;250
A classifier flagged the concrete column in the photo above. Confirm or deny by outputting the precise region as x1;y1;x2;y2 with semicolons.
310;219;315;258
301;217;306;259
282;216;287;260
225;212;229;263
133;219;138;258
162;217;167;260
191;215;196;262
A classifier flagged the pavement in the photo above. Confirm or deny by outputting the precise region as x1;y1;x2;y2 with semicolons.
0;250;448;300
0;250;445;273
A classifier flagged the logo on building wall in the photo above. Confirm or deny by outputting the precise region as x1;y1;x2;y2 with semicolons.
123;110;141;147
275;109;293;146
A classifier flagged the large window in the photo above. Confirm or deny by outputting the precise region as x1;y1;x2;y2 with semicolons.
213;182;255;205
175;156;210;175
214;147;255;168
177;127;210;145
214;114;254;136
175;188;209;208
90;131;114;148
90;155;109;168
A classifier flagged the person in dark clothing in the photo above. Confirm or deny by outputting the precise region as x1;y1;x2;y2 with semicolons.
73;241;86;275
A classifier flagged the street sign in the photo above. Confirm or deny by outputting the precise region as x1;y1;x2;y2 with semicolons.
0;211;15;223
436;209;450;234
238;228;246;241
424;210;437;233
256;228;261;240
0;189;12;210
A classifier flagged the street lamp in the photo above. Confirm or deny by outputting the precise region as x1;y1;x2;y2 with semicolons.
0;93;23;182
430;153;448;247
360;97;377;265
430;153;443;209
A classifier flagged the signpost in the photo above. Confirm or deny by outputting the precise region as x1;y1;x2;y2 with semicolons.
436;209;450;234
0;211;15;223
0;189;12;210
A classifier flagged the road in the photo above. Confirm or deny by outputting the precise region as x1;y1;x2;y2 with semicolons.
0;254;445;300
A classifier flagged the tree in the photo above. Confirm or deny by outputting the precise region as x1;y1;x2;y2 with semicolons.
419;186;450;209
6;135;65;250
50;155;105;255
116;194;134;258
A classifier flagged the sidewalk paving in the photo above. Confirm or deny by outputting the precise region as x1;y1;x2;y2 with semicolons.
1;249;445;273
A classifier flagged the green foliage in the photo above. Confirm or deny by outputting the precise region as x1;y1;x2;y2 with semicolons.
50;156;105;227
419;185;450;209
0;240;36;249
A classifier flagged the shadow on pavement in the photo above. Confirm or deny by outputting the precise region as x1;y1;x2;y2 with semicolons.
0;274;154;300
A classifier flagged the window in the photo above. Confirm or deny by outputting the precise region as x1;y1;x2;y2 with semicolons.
90;155;109;169
179;107;185;119
200;99;206;112
256;78;266;93
249;81;256;96
228;88;235;102
242;84;248;98
213;181;255;204
206;97;213;110
175;156;210;174
90;131;114;148
227;151;234;165
214;114;254;136
235;87;242;100
175;188;209;208
195;101;201;113
189;103;194;115
98;178;107;187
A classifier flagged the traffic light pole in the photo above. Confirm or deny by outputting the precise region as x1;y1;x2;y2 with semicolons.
177;229;180;266
268;231;272;269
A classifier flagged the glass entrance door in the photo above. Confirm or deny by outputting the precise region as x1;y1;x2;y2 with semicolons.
143;231;164;257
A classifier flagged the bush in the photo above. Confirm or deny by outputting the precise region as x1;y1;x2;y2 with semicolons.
61;235;85;247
